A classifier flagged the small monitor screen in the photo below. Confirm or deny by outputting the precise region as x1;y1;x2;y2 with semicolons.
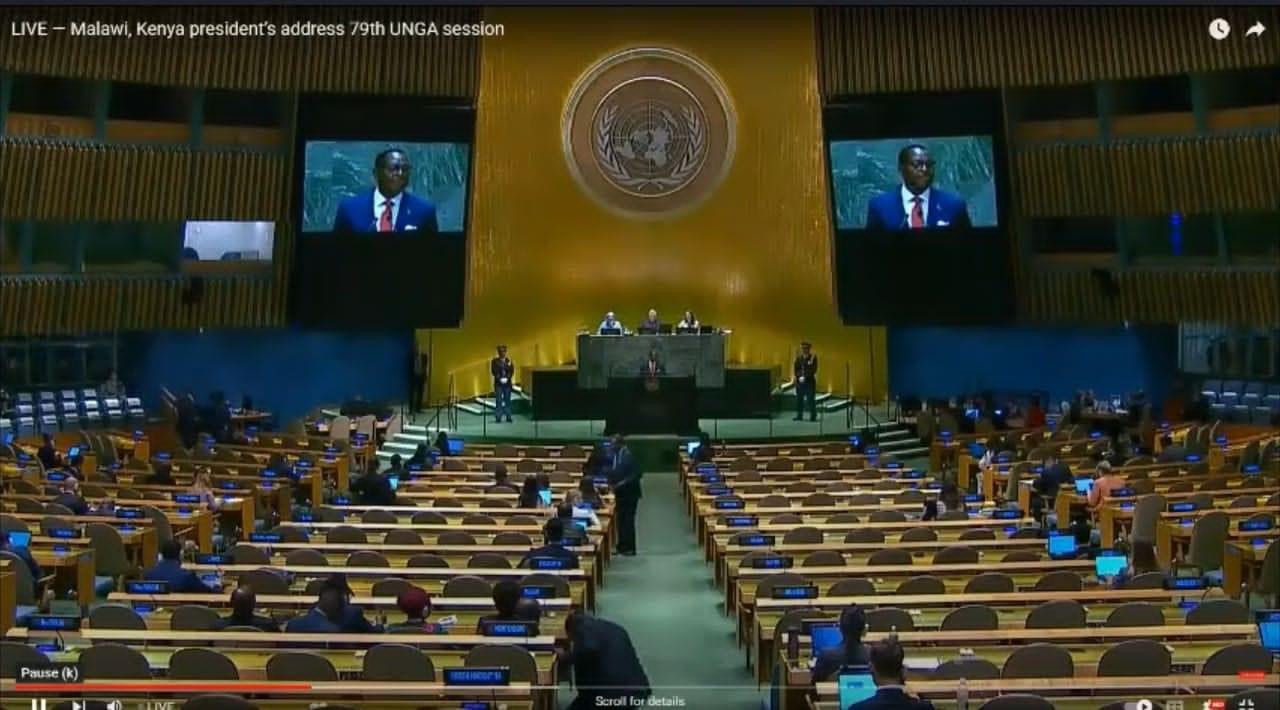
1095;554;1127;578
6;531;31;548
67;446;80;458
389;476;400;492
2;433;13;445
1074;478;1093;495
1255;610;1280;653
1047;534;1076;558
538;489;553;507
686;441;701;455
809;624;843;657
446;438;464;455
837;667;877;707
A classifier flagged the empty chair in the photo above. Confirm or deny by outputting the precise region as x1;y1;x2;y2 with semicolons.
370;578;414;598
802;550;846;567
411;511;448;524
442;575;492;597
169;648;240;680
934;658;1000;680
939;510;970;521
1002;643;1074;679
1166;480;1195;493
964;572;1014;594
1201;643;1272;676
406;553;451;568
493;531;533;546
867;549;912;566
941;605;999;631
958;528;996;541
384;529;424;546
0;641;51;678
828;578;876;597
802;493;836;507
465;645;538;683
312;507;346;523
864;607;914;632
1033;570;1083;592
1106;602;1166;627
1123;571;1166;589
826;512;860;524
786;481;818;494
844;529;885;544
468;552;512;569
231;544;273;566
346;550;390;567
782;526;822;545
1130;494;1168;546
1025;599;1086;629
88;604;147;630
978;695;1055;710
1008;527;1041;540
1186;493;1215;509
1229;495;1260;509
759;494;791;508
770;513;804;525
237;569;290;595
1188;511;1231;575
1186;598;1249;625
170;605;224;631
266;651;338;681
361;509;398;524
438;531;477;545
284;549;328;566
895;575;945;595
892;489;925;505
932;545;979;564
0;515;30;536
272;526;310;543
462;514;497;526
849;494;880;506
325;525;367;544
1098;639;1172;676
899;527;937;542
505;515;540;526
363;643;435;681
78;643;152;679
869;510;906;523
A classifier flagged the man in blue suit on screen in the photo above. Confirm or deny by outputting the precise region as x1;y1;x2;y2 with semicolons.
865;144;972;232
332;147;439;234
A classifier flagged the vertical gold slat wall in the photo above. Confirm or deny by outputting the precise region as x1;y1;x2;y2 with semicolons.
817;7;1280;327
0;7;480;336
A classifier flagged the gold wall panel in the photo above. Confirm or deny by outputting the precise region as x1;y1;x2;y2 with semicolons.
0;139;289;221
1015;135;1280;217
0;275;284;336
818;7;1280;95
1022;268;1280;326
0;7;481;96
427;7;886;402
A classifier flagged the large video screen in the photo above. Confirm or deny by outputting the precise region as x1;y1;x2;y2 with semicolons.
827;91;1014;325
289;96;473;329
829;136;998;231
301;141;470;234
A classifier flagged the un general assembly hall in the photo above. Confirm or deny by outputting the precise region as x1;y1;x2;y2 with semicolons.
0;5;1278;710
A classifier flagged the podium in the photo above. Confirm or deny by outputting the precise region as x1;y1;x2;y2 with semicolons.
605;376;699;436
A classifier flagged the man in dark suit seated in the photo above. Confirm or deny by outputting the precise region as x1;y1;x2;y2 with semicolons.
218;586;280;632
332;148;439;235
847;638;935;709
475;579;522;632
286;575;379;633
144;540;219;594
865;144;972;232
350;459;396;506
563;610;651;710
811;606;870;684
52;476;89;516
36;434;62;471
520;517;580;569
637;309;660;334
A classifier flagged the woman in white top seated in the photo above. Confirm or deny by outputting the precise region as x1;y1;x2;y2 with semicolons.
562;489;602;528
676;311;699;332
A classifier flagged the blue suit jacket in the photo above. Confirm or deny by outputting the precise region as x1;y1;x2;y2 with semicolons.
847;687;936;710
143;560;215;594
332;188;439;234
521;543;580;569
865;188;972;231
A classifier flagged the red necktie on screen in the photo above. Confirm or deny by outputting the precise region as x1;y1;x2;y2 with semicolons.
909;196;924;229
378;200;394;232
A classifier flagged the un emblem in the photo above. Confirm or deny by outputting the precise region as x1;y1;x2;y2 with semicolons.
563;48;736;219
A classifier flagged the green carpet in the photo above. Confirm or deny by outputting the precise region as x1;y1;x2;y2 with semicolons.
568;471;764;709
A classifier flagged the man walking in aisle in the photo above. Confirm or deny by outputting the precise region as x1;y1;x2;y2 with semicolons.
606;433;642;556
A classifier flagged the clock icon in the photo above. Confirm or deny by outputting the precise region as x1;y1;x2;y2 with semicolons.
1208;17;1231;40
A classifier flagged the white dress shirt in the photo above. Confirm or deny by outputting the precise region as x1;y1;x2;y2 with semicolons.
598;319;621;333
373;189;402;231
901;185;931;228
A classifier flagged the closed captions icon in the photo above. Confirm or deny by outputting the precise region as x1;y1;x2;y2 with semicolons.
1208;18;1231;40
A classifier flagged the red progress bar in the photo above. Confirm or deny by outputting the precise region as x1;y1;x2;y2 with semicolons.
15;683;314;692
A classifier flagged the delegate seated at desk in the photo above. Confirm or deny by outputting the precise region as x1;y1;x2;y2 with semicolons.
676;311;699;332
598;312;625;334
638;309;661;334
